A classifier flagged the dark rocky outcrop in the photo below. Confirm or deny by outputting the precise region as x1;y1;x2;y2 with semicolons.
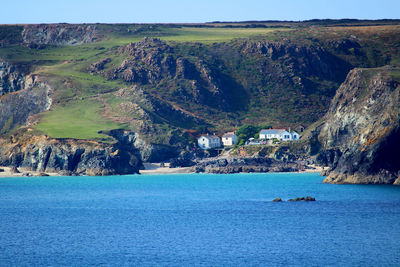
169;150;198;168
0;59;26;96
241;39;351;82
133;136;178;163
89;58;111;73
288;196;316;201
103;38;246;111
0;130;142;176
22;24;99;46
272;197;283;202
109;38;175;84
192;157;304;174
318;66;400;184
0;75;52;134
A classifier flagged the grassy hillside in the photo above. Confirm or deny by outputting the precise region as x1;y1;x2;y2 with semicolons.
1;21;400;145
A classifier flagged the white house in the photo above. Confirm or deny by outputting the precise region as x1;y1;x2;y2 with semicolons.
222;132;238;146
198;134;221;149
259;129;300;141
291;131;300;140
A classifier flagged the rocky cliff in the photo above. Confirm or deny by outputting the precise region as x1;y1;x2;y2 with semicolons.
102;38;246;111
0;130;142;176
0;59;26;96
0;72;52;134
0;59;143;175
318;66;400;184
22;24;99;47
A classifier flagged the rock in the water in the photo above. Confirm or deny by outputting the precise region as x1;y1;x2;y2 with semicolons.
288;196;316;202
272;197;283;202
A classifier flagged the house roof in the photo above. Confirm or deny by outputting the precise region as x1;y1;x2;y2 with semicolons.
222;133;237;138
199;135;220;140
260;129;286;135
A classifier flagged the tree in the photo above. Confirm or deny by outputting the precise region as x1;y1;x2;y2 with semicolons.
235;125;260;147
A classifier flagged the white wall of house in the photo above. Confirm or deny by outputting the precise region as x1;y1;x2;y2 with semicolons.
260;132;282;140
279;131;292;141
291;132;300;140
222;135;238;146
198;135;221;149
259;130;300;141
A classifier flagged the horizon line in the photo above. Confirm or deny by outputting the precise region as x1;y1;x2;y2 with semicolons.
1;18;400;26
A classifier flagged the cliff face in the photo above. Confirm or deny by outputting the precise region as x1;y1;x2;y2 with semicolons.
22;24;99;46
102;38;247;112
0;130;142;176
0;73;52;134
318;66;400;184
0;59;26;96
241;39;350;82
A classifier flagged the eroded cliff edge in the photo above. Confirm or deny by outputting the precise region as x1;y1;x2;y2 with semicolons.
318;66;400;184
0;130;142;176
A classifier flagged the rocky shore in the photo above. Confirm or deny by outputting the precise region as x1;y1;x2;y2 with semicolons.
190;157;318;174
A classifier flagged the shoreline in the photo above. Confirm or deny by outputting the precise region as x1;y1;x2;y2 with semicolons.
0;166;59;178
0;163;323;178
140;163;193;175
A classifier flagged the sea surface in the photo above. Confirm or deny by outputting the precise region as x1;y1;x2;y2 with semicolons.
0;173;399;266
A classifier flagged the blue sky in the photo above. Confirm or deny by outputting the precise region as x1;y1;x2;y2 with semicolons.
2;0;399;24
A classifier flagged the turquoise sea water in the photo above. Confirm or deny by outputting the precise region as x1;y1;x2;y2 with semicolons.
0;173;400;266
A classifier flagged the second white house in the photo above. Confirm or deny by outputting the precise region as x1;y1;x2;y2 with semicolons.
259;129;300;141
222;132;238;146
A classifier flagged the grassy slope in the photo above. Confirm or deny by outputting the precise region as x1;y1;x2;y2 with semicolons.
35;100;125;141
1;23;399;141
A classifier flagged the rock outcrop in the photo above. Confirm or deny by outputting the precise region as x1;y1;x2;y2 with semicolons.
0;130;142;176
22;24;99;47
241;40;349;82
288;196;316;201
192;157;305;174
102;38;246;111
318;66;400;184
0;74;52;134
0;59;26;96
132;134;178;162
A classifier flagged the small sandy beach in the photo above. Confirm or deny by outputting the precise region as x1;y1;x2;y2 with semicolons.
0;166;59;178
140;163;193;175
299;164;325;173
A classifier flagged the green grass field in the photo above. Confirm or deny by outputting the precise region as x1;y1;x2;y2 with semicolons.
35;100;126;141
